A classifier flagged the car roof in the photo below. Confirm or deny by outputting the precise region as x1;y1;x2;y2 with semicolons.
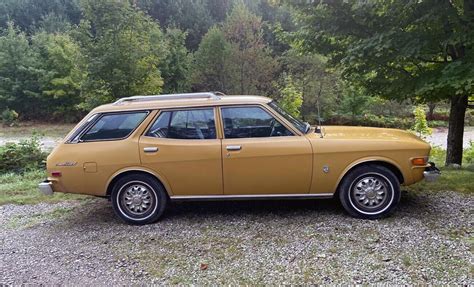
92;93;273;113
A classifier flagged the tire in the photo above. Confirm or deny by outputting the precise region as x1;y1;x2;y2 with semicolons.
338;165;401;219
111;173;167;225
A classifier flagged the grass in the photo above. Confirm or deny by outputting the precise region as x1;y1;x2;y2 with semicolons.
6;206;75;229
0;122;74;138
407;167;474;194
0;169;86;205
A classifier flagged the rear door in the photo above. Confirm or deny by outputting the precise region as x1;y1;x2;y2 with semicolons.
220;105;313;195
138;107;223;195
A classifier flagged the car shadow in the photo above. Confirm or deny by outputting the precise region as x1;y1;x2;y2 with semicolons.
59;190;435;226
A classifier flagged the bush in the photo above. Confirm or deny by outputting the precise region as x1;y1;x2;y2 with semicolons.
411;105;432;138
1;108;19;126
0;136;47;174
464;141;474;164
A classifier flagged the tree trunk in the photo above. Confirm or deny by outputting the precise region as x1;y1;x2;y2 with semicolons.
445;94;468;166
427;102;436;121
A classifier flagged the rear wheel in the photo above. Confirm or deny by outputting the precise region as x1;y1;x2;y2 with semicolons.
111;174;167;225
338;165;400;219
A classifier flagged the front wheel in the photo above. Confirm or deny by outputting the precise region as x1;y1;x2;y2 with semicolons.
338;165;401;219
111;174;167;225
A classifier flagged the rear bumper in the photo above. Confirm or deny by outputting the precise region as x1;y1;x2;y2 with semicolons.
423;162;441;182
38;180;54;195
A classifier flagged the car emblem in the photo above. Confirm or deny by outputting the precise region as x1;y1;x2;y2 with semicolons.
323;165;329;173
56;161;78;167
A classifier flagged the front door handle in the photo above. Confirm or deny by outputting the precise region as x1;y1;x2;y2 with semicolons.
226;145;241;151
143;147;159;153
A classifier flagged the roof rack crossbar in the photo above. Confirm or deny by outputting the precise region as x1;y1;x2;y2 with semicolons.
113;92;221;105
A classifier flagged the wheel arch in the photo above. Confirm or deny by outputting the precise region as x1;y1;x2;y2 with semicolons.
106;168;172;198
335;159;404;195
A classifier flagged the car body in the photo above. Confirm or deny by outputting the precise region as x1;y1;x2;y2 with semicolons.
39;92;440;224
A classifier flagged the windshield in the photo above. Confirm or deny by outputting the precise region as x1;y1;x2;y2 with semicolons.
268;101;309;134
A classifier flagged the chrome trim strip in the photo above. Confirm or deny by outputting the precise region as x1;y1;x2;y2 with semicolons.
170;193;334;201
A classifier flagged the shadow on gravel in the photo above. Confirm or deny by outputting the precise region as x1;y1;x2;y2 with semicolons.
61;190;434;226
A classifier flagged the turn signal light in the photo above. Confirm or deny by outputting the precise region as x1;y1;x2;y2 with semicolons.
411;157;427;166
51;171;62;177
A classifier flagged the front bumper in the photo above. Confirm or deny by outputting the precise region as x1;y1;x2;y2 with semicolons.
38;180;54;195
423;162;441;182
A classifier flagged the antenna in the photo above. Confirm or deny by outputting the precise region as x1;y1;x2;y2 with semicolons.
315;83;324;138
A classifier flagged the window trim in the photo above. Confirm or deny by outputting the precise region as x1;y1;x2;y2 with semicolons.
75;110;150;143
219;104;297;139
143;107;219;140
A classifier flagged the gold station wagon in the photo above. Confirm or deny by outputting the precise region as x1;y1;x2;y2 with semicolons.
39;92;440;224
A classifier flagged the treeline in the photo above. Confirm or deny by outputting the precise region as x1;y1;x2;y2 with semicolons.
0;0;405;125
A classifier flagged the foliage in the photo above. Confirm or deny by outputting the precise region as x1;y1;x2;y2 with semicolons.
1;108;18;126
160;28;192;93
0;136;47;174
288;0;474;165
192;26;233;92
76;0;165;109
278;75;302;117
464;141;474;164
222;2;278;95
412;105;432;138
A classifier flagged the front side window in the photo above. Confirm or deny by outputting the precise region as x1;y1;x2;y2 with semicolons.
80;112;148;141
221;106;293;138
146;108;216;140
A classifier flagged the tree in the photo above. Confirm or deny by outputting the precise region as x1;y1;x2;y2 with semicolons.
222;2;278;95
160;28;192;93
32;32;84;121
278;75;303;117
288;0;474;166
191;26;233;92
0;23;41;118
77;0;165;109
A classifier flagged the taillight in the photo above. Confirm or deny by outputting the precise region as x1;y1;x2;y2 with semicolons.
51;171;62;177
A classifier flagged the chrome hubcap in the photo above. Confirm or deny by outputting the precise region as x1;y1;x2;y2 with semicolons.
121;184;154;215
352;176;388;210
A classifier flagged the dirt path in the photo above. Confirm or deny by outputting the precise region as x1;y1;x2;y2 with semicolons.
426;127;474;149
1;191;472;285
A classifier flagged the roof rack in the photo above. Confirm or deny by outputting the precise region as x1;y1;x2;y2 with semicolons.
113;92;224;105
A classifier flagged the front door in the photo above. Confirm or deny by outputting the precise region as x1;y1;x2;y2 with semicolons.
220;105;313;195
139;107;223;195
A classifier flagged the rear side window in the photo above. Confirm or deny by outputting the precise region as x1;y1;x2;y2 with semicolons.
80;112;148;141
146;108;216;139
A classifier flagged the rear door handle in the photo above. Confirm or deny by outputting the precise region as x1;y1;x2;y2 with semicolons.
226;145;241;151
143;147;159;153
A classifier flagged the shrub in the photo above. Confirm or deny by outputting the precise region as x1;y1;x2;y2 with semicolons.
464;141;474;164
1;108;19;126
411;105;432;138
0;136;47;174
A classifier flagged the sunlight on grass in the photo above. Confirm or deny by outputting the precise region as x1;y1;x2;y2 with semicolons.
407;167;474;194
0;169;86;205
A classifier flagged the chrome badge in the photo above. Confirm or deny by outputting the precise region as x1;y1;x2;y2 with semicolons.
56;161;78;167
323;165;329;173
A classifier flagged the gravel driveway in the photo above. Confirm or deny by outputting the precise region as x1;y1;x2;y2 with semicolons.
1;191;472;285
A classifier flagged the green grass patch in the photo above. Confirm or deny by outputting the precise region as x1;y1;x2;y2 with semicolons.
6;206;75;229
407;167;474;194
0;169;86;205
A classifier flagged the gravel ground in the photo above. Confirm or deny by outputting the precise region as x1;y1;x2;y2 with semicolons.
1;191;472;285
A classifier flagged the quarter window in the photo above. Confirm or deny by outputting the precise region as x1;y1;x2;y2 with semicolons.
146;109;216;139
80;112;148;141
221;106;293;138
